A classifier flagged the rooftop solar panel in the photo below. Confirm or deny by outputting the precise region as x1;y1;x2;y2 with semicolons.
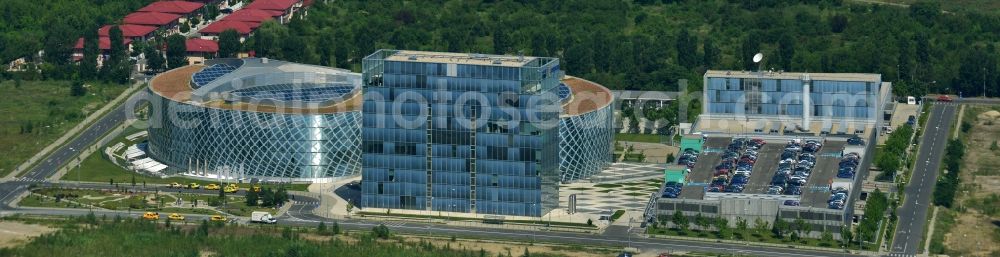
556;83;571;101
230;84;357;103
191;64;238;88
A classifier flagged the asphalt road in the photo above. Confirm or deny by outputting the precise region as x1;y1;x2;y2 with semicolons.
888;102;957;256
0;181;863;257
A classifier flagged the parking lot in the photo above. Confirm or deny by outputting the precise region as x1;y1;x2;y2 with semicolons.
744;143;782;194
800;141;846;208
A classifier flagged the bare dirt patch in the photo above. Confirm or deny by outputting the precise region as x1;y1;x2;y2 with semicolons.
943;106;1000;256
397;234;617;257
0;221;58;248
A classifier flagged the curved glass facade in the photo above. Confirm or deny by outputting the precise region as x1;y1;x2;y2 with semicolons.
558;103;614;182
146;94;362;182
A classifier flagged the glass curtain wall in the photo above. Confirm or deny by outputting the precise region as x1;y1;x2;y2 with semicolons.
361;50;561;217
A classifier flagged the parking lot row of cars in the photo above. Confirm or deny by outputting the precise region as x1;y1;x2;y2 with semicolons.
768;139;823;196
837;152;860;179
663;148;700;199
828;187;849;209
709;138;765;193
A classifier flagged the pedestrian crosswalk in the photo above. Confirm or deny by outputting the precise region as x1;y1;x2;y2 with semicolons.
294;201;320;206
884;253;915;257
14;177;47;183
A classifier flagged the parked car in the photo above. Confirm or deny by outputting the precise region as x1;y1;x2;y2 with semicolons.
784;186;803;195
847;136;865;145
783;200;800;206
767;186;783;195
937;95;952;102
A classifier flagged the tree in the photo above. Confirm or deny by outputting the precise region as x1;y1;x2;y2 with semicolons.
702;37;720;69
331;221;341;235
910;1;941;26
145;46;164;73
166;34;187;69
372;224;391;239
218;29;241;58
522;248;529;257
43;21;75;65
772;218;790;238
179;22;190;33
80;28;99;79
109;26;126;64
777;32;795;71
245;190;258;206
735;217;748;238
252;21;288;58
713;217;730;237
841;226;853;246
694;213;711;231
316;221;327;234
671;210;689;231
261;188;275;207
740;32;761;70
794;218;809;237
822;229;834;244
70;80;86;97
829;14;848;33
675;28;698;69
753;218;769;237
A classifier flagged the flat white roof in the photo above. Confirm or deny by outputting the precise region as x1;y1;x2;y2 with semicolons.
385;50;536;67
705;70;881;82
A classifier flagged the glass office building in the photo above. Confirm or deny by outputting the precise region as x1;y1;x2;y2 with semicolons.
146;58;363;182
703;71;885;126
360;50;562;217
557;77;615;182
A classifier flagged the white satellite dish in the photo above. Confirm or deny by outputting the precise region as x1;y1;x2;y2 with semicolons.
752;53;764;63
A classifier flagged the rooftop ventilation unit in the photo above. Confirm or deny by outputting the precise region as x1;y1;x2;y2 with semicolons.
407;55;418;60
492;59;502;65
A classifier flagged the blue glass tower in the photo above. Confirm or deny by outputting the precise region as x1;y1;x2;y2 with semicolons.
360;50;562;217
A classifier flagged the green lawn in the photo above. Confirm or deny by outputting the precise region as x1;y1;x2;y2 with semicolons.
65;148;310;191
18;194;90;209
615;133;665;143
0;80;127;177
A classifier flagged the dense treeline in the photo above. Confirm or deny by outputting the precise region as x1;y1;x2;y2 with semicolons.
0;215;562;257
855;189;888;245
3;0;1000;97
875;124;914;180
932;138;965;207
235;0;1000;98
0;0;155;67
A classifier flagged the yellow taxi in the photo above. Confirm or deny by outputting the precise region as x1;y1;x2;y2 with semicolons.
167;213;185;221
223;184;239;193
187;183;200;189
168;182;182;188
142;212;160;220
204;184;220;190
210;215;227;222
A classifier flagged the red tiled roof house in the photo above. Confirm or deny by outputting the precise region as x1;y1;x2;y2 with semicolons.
244;0;303;24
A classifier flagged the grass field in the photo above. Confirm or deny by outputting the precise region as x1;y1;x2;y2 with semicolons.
0;80;127;177
615;133;664;143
